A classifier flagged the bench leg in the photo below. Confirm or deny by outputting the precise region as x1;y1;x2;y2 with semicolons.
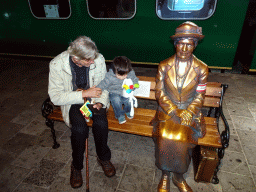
212;146;227;184
212;162;220;184
45;118;60;149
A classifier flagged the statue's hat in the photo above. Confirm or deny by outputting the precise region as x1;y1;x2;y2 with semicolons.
171;21;204;40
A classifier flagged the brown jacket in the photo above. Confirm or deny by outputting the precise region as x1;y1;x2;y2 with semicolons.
153;54;209;139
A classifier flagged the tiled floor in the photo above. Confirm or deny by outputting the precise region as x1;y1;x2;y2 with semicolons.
0;56;256;192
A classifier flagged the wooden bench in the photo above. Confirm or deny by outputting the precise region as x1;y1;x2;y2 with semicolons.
42;76;229;184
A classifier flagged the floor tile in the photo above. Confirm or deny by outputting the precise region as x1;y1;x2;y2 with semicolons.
241;93;256;103
88;171;120;192
118;164;154;192
48;176;83;192
116;190;130;192
186;177;222;192
59;129;71;142
11;109;39;126
54;121;69;132
13;183;49;192
133;135;155;148
128;145;156;169
43;141;72;164
225;87;242;97
225;134;243;152
11;145;51;169
94;149;129;176
58;155;97;179
20;116;48;136
237;128;256;147
108;132;136;152
2;133;37;155
35;129;64;148
23;159;65;187
0;165;31;192
231;115;256;131
0;113;14;124
0;121;24;146
151;183;179;192
224;96;246;106
220;151;251;177
0;148;17;173
227;105;253;118
218;171;256;192
242;145;256;166
249;165;256;184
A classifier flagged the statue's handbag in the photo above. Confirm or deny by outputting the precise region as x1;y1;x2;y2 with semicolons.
192;145;219;183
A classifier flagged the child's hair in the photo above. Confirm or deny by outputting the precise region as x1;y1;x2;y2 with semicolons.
112;56;132;76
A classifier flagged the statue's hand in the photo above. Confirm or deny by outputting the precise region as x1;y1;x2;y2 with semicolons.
175;109;183;117
180;110;193;126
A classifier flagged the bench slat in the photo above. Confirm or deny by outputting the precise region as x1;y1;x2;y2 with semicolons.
137;76;222;97
203;97;220;108
47;107;221;148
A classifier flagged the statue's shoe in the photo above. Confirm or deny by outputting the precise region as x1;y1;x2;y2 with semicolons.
157;173;170;192
172;176;193;192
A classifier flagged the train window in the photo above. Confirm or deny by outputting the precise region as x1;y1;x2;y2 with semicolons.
87;0;136;19
157;0;217;20
28;0;71;19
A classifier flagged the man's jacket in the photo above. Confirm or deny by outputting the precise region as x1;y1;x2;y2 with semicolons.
48;50;109;127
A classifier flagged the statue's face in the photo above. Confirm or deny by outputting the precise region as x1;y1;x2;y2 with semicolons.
176;38;195;60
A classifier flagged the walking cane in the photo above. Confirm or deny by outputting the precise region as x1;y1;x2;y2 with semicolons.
85;137;89;192
83;97;90;192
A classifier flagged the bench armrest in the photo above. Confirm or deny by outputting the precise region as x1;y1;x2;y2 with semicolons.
42;97;54;118
218;84;230;158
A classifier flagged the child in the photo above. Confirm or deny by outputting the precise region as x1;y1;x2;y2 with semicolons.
97;56;139;124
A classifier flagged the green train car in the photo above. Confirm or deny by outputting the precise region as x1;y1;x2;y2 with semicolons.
0;0;255;73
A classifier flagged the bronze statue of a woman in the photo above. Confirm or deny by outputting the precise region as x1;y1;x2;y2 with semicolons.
153;22;209;192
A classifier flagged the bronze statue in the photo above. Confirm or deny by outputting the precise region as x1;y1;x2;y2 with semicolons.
152;21;209;192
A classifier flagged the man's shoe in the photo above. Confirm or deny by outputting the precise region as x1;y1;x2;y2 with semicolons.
157;173;170;192
97;158;116;177
172;176;193;192
70;164;83;188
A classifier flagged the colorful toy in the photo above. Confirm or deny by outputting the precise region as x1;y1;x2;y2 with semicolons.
123;83;139;94
80;100;92;122
122;79;139;116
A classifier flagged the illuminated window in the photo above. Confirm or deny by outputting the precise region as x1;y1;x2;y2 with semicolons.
157;0;217;20
28;0;71;19
87;0;136;19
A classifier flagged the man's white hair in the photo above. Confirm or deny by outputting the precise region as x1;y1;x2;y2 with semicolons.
68;36;99;60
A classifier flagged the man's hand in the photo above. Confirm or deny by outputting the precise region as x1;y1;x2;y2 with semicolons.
93;103;103;110
82;85;102;98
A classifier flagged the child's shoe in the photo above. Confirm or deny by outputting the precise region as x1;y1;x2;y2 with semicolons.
118;116;126;124
126;112;134;119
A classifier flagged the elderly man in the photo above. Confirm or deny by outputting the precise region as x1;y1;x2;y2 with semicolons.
48;36;116;188
153;22;209;192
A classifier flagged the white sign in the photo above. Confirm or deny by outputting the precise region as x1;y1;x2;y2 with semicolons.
134;81;151;98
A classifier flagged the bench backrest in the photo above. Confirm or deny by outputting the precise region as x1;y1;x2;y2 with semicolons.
136;76;222;108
